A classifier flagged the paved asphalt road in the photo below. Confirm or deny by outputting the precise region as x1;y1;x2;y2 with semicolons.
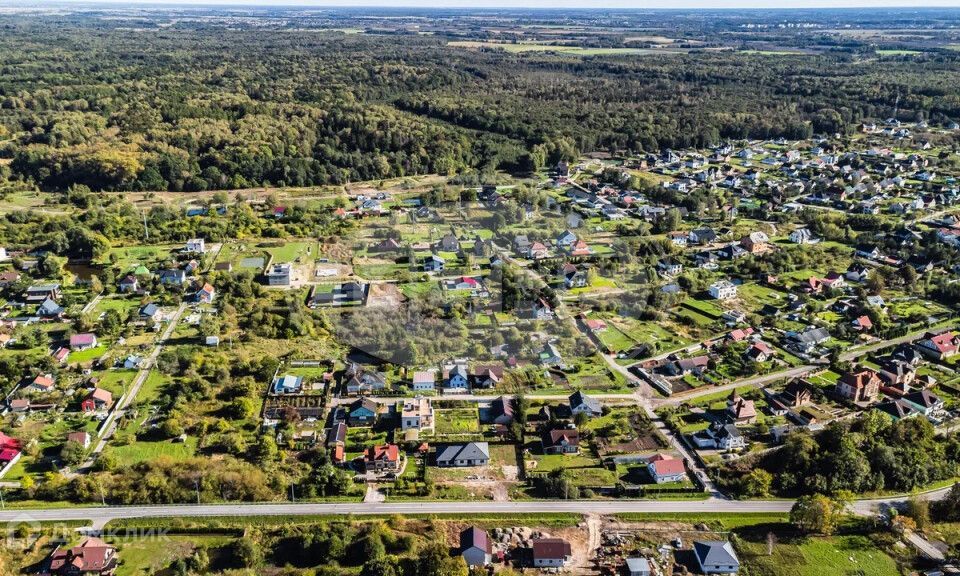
0;486;951;528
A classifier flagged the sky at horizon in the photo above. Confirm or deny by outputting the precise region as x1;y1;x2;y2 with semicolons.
27;0;960;9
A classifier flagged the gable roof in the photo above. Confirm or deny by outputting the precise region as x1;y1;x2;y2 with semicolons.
532;538;571;560
460;526;492;554
648;453;685;477
693;541;739;569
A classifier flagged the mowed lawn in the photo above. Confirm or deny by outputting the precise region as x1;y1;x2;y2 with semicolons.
737;534;898;576
107;436;198;467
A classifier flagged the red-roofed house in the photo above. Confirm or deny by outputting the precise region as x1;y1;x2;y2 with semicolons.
52;347;70;364
647;453;687;484
583;318;607;333
67;431;91;450
852;315;873;331
69;333;98;351
727;327;754;343
0;432;21;479
27;374;55;393
532;538;572;568
364;444;400;473
917;332;960;360
81;388;113;413
196;282;216;303
46;537;118;575
836;369;881;403
745;341;775;363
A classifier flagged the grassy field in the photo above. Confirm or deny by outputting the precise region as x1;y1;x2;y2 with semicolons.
434;408;481;435
736;534;899;576
107;436;198;467
107;534;234;576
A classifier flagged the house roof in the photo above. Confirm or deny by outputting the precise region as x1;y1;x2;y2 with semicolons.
88;388;112;403
460;526;492;554
70;333;97;347
365;444;399;463
903;389;941;409
544;428;579;447
693;541;739;569
532;538;571;560
436;442;490;463
569;390;601;413
49;538;116;573
648;453;685;477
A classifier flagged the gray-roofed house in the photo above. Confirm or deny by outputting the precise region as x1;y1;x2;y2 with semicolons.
569;390;602;417
787;327;831;353
459;526;492;567
693;540;740;574
435;442;490;467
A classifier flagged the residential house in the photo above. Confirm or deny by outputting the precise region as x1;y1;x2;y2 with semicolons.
157;269;187;285
692;423;746;451
460;526;493;567
789;228;817;244
835;369;881;403
272;374;303;395
38;297;64;318
266;263;292;286
786;327;831;353
741;231;769;254
185;238;206;253
532;538;572;568
917;331;960;360
903;390;944;418
435;442;490;467
69;333;98;351
658;259;683;276
647;453;686;484
196;283;216;303
444;362;469;390
488;396;514;426
364;444;400;473
726;393;757;424
690;228;717;245
348;398;379;427
708;280;738;300
139;303;162;322
412;371;436;392
693;541;740;575
852;315;873;331
539;342;563;367
556;230;578;249
569;390;602;417
81;388;113;413
472;365;503;389
118;275;139;293
437;233;460;252
400;397;434;432
542;428;580;455
875;399;920;421
67;431;92;450
560;263;588;289
345;367;387;396
668;231;689;247
745;341;775;363
46;537;118;576
25;283;61;303
424;255;445;273
26;374;55;393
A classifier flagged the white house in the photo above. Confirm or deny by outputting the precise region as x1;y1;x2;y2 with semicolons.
708;280;738;300
185;238;206;254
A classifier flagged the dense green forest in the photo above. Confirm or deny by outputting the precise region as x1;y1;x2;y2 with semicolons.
2;16;960;192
